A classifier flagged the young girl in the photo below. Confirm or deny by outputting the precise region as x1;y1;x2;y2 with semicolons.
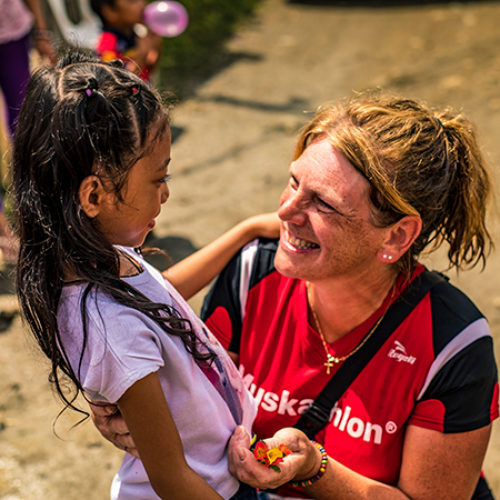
11;50;266;500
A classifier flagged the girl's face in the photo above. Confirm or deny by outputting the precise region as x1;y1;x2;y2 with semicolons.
94;126;171;248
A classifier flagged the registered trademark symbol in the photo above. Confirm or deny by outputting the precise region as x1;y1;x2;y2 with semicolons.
385;421;397;434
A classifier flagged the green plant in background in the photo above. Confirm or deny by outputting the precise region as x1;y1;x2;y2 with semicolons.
156;0;262;98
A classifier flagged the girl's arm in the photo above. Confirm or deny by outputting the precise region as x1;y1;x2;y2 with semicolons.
118;371;224;499
163;212;280;300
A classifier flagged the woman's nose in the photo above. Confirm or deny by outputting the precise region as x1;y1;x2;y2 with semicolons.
278;186;307;224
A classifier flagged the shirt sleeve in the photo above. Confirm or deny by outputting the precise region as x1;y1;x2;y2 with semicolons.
200;249;244;353
201;238;279;355
77;305;165;403
410;335;499;432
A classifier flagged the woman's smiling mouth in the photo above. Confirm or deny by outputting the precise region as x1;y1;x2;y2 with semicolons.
282;228;320;251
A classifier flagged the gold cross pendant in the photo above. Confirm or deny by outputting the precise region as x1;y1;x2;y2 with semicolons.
324;354;335;375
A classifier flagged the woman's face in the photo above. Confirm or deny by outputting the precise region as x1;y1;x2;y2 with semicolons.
275;136;388;284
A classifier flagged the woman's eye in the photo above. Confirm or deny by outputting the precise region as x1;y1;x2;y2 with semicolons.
317;197;336;212
289;176;299;189
159;174;171;183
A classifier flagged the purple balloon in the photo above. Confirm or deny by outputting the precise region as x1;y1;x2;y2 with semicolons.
144;1;188;38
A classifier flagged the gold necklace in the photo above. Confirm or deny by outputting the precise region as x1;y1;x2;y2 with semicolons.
306;282;394;375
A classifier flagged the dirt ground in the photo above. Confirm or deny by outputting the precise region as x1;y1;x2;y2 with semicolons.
2;0;500;498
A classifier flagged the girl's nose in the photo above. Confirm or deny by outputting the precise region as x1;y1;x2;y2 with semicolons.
160;183;169;204
278;185;307;225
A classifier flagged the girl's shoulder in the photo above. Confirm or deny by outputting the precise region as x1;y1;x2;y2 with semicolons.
58;280;143;331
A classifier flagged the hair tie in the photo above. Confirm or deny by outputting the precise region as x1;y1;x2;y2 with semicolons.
85;77;99;98
130;86;139;95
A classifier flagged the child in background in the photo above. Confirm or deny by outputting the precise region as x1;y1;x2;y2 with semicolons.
11;50;261;500
90;0;161;81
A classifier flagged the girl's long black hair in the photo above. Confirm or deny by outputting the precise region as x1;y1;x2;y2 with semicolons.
12;50;213;417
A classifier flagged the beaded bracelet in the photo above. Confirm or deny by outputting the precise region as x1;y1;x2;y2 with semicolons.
291;440;328;488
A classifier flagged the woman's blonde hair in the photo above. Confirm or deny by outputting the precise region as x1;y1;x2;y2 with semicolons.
295;95;493;272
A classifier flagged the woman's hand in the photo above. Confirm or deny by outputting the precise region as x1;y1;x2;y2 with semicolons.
89;401;138;457
228;426;321;490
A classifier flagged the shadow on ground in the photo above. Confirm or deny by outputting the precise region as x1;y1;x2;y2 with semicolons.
168;51;263;101
143;234;198;272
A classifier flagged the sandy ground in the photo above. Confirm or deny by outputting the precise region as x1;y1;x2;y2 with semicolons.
2;0;500;498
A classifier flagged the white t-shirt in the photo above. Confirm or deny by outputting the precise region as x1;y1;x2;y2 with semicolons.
57;247;256;499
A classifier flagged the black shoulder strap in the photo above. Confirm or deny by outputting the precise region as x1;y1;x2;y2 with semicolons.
294;270;447;439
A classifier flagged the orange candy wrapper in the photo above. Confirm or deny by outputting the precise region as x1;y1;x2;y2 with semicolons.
249;435;293;472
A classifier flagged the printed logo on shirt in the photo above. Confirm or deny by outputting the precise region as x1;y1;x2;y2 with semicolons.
330;404;394;444
387;340;416;364
239;366;396;445
240;367;313;416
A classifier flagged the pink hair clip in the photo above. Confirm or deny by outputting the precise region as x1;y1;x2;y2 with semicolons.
85;88;93;97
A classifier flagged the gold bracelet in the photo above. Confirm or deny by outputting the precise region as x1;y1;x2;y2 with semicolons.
291;441;328;488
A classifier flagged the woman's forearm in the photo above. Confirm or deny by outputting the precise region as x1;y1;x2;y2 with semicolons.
304;457;410;500
164;213;279;299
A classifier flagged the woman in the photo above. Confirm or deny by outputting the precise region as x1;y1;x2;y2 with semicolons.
202;95;498;499
93;95;498;499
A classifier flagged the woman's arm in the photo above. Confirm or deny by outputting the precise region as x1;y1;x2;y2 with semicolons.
163;213;279;300
229;424;491;499
118;372;224;499
396;424;491;499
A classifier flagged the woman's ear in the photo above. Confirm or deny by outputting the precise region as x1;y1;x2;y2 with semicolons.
79;175;105;219
377;215;422;264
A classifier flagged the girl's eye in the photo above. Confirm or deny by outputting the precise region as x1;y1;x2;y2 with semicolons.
159;174;171;183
